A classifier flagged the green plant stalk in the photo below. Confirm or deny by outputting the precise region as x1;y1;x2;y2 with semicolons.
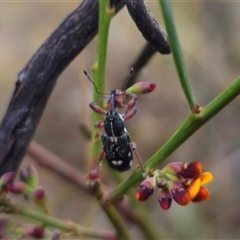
0;200;114;239
110;75;240;202
90;0;115;161
93;181;132;240
88;2;132;239
159;0;197;111
103;206;132;240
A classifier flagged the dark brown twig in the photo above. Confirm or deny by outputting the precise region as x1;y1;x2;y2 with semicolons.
126;0;170;54
0;0;125;176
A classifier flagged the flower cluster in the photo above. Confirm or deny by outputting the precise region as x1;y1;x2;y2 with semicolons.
1;165;46;204
0;165;57;239
136;161;213;210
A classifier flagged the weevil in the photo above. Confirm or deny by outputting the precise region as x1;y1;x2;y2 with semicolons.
84;69;146;177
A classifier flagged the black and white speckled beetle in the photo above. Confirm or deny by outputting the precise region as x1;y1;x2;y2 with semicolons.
84;69;146;177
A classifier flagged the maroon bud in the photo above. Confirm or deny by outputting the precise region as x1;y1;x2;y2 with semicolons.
193;104;202;114
19;169;30;183
6;182;27;194
24;225;45;239
181;161;203;179
32;226;45;239
136;185;153;201
0;172;16;187
34;186;45;200
158;188;172;210
171;188;191;206
136;177;155;201
126;82;156;94
87;167;101;180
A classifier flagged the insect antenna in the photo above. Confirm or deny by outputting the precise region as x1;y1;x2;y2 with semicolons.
122;67;134;91
84;70;109;95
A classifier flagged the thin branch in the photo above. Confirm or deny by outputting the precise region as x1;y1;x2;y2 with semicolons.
0;198;116;239
159;0;197;111
27;141;89;192
90;0;115;164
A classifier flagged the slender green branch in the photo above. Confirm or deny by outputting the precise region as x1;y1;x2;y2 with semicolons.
159;0;197;111
91;181;132;240
110;76;240;202
87;2;132;239
0;199;115;239
90;0;115;161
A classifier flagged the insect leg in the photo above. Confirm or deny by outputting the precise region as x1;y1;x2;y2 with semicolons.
122;92;138;120
94;120;104;128
123;108;137;121
130;142;147;178
89;96;108;115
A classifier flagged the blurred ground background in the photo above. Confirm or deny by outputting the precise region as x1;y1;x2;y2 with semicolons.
1;1;240;239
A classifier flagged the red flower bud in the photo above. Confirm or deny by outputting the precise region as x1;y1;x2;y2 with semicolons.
158;188;172;210
136;177;155;201
126;82;156;94
5;182;28;194
181;161;203;179
34;186;45;200
171;188;191;206
0;172;16;187
24;225;45;239
87;166;101;181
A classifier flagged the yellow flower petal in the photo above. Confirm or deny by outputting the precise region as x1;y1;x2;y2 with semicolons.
200;172;214;185
188;178;201;199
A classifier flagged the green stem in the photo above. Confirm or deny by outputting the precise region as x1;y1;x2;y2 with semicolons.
0;199;115;239
160;0;197;111
92;181;132;240
90;0;115;161
88;2;132;239
110;75;240;202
